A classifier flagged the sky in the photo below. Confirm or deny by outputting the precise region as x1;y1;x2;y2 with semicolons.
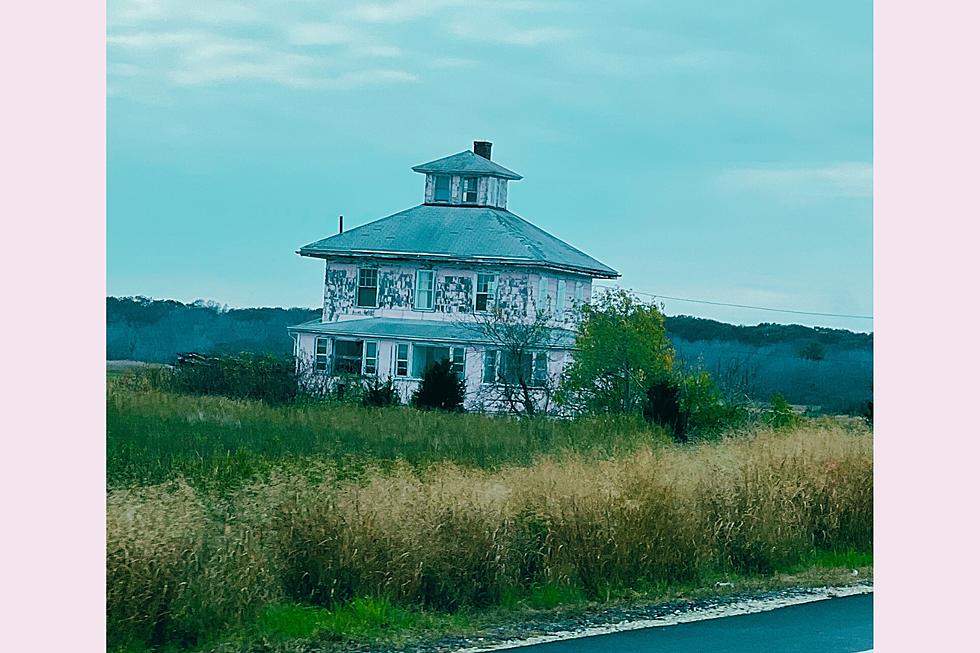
107;0;872;332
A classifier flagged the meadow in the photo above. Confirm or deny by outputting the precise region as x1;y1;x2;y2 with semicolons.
107;377;872;652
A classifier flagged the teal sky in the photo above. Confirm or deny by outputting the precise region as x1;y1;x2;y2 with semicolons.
107;0;872;332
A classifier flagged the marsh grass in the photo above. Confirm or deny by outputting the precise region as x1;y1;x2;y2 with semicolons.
107;416;871;651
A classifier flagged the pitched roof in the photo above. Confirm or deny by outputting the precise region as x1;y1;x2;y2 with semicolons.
288;317;577;349
298;204;619;278
412;150;523;180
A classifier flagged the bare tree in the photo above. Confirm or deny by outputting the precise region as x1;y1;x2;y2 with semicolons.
462;307;565;417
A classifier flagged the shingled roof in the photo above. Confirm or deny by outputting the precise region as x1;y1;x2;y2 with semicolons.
298;204;619;278
411;150;523;180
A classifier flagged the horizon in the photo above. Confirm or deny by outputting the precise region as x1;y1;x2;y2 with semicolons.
108;1;872;333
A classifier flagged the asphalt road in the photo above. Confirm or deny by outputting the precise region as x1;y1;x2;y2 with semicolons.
511;593;872;653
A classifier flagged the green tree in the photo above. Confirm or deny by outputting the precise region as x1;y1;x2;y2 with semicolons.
559;288;675;414
411;359;466;412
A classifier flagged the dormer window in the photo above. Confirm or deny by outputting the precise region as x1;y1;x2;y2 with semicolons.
462;176;478;204
433;175;451;202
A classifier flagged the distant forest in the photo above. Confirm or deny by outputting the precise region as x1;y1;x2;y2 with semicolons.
107;296;873;414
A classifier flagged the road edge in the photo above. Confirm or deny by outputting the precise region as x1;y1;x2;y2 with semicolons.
455;583;873;652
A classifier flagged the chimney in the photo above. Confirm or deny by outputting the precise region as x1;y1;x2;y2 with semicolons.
339;215;344;234
473;141;492;160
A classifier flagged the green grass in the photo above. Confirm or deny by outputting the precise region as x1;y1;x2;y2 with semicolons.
107;381;671;490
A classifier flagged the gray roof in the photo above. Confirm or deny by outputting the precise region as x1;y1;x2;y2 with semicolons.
299;204;619;278
412;150;523;180
289;317;578;349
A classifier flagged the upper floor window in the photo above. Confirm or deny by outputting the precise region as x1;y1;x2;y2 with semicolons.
462;176;478;203
415;269;435;310
356;268;378;307
538;276;549;312
476;273;496;312
556;279;567;314
433;175;451;202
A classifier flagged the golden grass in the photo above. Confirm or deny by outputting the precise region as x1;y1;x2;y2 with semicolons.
107;423;871;649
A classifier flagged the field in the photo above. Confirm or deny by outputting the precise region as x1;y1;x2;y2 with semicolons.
107;378;873;652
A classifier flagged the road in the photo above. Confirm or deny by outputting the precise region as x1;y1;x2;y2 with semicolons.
509;593;872;653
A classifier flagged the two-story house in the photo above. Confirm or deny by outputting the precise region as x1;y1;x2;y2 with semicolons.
289;141;619;409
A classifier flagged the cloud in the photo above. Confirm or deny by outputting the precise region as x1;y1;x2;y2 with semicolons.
449;20;575;46
717;163;872;200
285;23;358;46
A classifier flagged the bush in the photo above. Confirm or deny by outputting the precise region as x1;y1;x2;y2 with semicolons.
643;378;688;442
412;359;466;412
172;352;297;406
362;377;401;408
764;393;800;428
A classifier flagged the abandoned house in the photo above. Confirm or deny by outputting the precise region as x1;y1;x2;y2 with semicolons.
288;141;619;410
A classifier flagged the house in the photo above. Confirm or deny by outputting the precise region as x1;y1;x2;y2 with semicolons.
288;141;619;410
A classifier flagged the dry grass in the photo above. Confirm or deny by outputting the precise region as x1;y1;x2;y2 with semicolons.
107;424;871;650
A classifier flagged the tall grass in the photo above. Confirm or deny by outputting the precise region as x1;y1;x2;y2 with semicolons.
107;382;670;489
107;424;872;650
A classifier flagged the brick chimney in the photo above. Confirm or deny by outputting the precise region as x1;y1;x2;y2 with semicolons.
473;141;492;160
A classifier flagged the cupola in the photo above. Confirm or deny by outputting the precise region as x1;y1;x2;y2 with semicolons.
412;141;522;209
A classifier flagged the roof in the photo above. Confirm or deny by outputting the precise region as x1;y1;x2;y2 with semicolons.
288;317;578;349
299;204;619;278
412;150;523;180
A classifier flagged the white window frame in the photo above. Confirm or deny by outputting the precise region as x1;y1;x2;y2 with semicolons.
433;175;451;202
363;341;379;375
482;349;499;384
462;176;478;203
356;268;379;308
450;346;466;378
314;337;329;373
332;338;364;375
532;351;549;387
414;269;435;311
394;342;410;377
556;279;567;315
475;273;496;312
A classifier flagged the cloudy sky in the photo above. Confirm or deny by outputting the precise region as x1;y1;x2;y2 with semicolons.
107;0;872;331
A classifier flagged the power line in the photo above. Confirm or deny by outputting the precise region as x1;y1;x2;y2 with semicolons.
594;285;873;321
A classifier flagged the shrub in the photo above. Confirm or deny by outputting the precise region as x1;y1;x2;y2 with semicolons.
411;359;466;412
643;378;688;442
799;341;826;361
172;352;297;406
764;393;800;428
362;377;401;408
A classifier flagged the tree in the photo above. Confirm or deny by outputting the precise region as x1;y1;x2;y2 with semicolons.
558;288;675;415
465;307;562;417
411;359;466;411
799;341;826;361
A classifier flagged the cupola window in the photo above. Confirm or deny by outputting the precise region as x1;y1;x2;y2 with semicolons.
433;175;451;202
462;176;478;204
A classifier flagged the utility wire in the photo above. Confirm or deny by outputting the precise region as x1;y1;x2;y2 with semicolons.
594;285;873;321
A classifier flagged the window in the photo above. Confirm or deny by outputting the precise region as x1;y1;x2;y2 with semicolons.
538;276;549;312
333;339;363;374
501;351;532;384
411;345;465;378
532;352;548;387
556;279;566;314
450;347;465;377
482;349;499;384
357;268;378;307
395;343;409;377
415;269;435;310
315;337;329;372
462;176;478;203
364;341;378;375
433;175;451;202
476;273;496;312
574;281;584;305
